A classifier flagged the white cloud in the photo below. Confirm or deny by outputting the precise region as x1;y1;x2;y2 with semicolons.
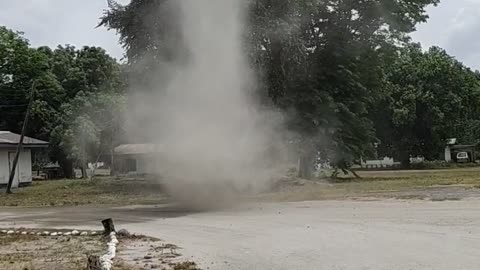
411;0;480;70
0;0;127;60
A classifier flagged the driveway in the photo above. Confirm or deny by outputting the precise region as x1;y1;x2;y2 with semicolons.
1;199;480;270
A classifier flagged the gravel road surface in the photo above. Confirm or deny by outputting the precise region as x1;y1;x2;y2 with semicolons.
1;199;479;270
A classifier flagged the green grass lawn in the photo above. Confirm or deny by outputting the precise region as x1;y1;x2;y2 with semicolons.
1;168;480;207
261;167;480;202
0;177;167;207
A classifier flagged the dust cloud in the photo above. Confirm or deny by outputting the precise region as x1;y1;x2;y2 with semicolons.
126;0;289;209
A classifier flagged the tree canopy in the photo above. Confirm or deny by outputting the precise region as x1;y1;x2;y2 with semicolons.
3;0;480;179
373;44;480;165
0;26;125;177
100;0;441;177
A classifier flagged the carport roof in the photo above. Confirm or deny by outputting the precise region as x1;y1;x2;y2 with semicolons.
450;144;476;150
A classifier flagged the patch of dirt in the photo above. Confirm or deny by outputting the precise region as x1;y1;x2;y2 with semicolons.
0;230;200;270
263;175;480;203
116;235;200;270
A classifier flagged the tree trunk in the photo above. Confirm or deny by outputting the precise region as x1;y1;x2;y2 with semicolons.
350;169;361;179
110;149;115;176
400;151;410;168
81;166;87;179
81;139;88;179
62;159;74;179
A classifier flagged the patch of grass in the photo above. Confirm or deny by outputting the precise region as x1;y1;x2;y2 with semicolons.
260;167;480;202
0;177;168;207
4;168;480;207
0;234;39;245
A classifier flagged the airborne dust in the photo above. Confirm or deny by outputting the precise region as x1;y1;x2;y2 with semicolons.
126;0;289;208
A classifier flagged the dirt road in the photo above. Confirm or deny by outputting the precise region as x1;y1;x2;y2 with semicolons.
1;199;480;270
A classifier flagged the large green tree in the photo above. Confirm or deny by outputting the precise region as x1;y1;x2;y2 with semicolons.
0;27;60;136
46;45;125;177
0;26;125;178
373;44;480;165
51;91;126;178
100;0;438;178
248;0;437;176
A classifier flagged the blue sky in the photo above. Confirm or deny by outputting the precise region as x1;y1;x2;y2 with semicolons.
1;0;479;69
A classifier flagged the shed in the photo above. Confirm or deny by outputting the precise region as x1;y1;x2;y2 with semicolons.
0;131;48;188
114;144;161;175
444;138;476;163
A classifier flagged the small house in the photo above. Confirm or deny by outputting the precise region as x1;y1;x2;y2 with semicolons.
0;131;48;188
445;138;476;163
114;144;161;175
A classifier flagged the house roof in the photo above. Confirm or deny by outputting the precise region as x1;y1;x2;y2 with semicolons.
446;138;457;145
0;131;48;148
114;144;162;155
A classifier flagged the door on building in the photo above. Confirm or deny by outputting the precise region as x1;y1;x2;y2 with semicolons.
8;152;20;188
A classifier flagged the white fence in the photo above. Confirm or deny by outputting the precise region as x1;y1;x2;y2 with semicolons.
361;157;424;168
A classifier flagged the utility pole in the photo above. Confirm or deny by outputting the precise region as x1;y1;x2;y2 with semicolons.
6;81;36;194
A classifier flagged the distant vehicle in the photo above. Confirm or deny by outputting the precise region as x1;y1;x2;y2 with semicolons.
456;152;469;163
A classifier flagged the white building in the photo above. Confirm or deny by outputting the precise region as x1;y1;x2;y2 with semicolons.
0;131;48;188
114;144;161;175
